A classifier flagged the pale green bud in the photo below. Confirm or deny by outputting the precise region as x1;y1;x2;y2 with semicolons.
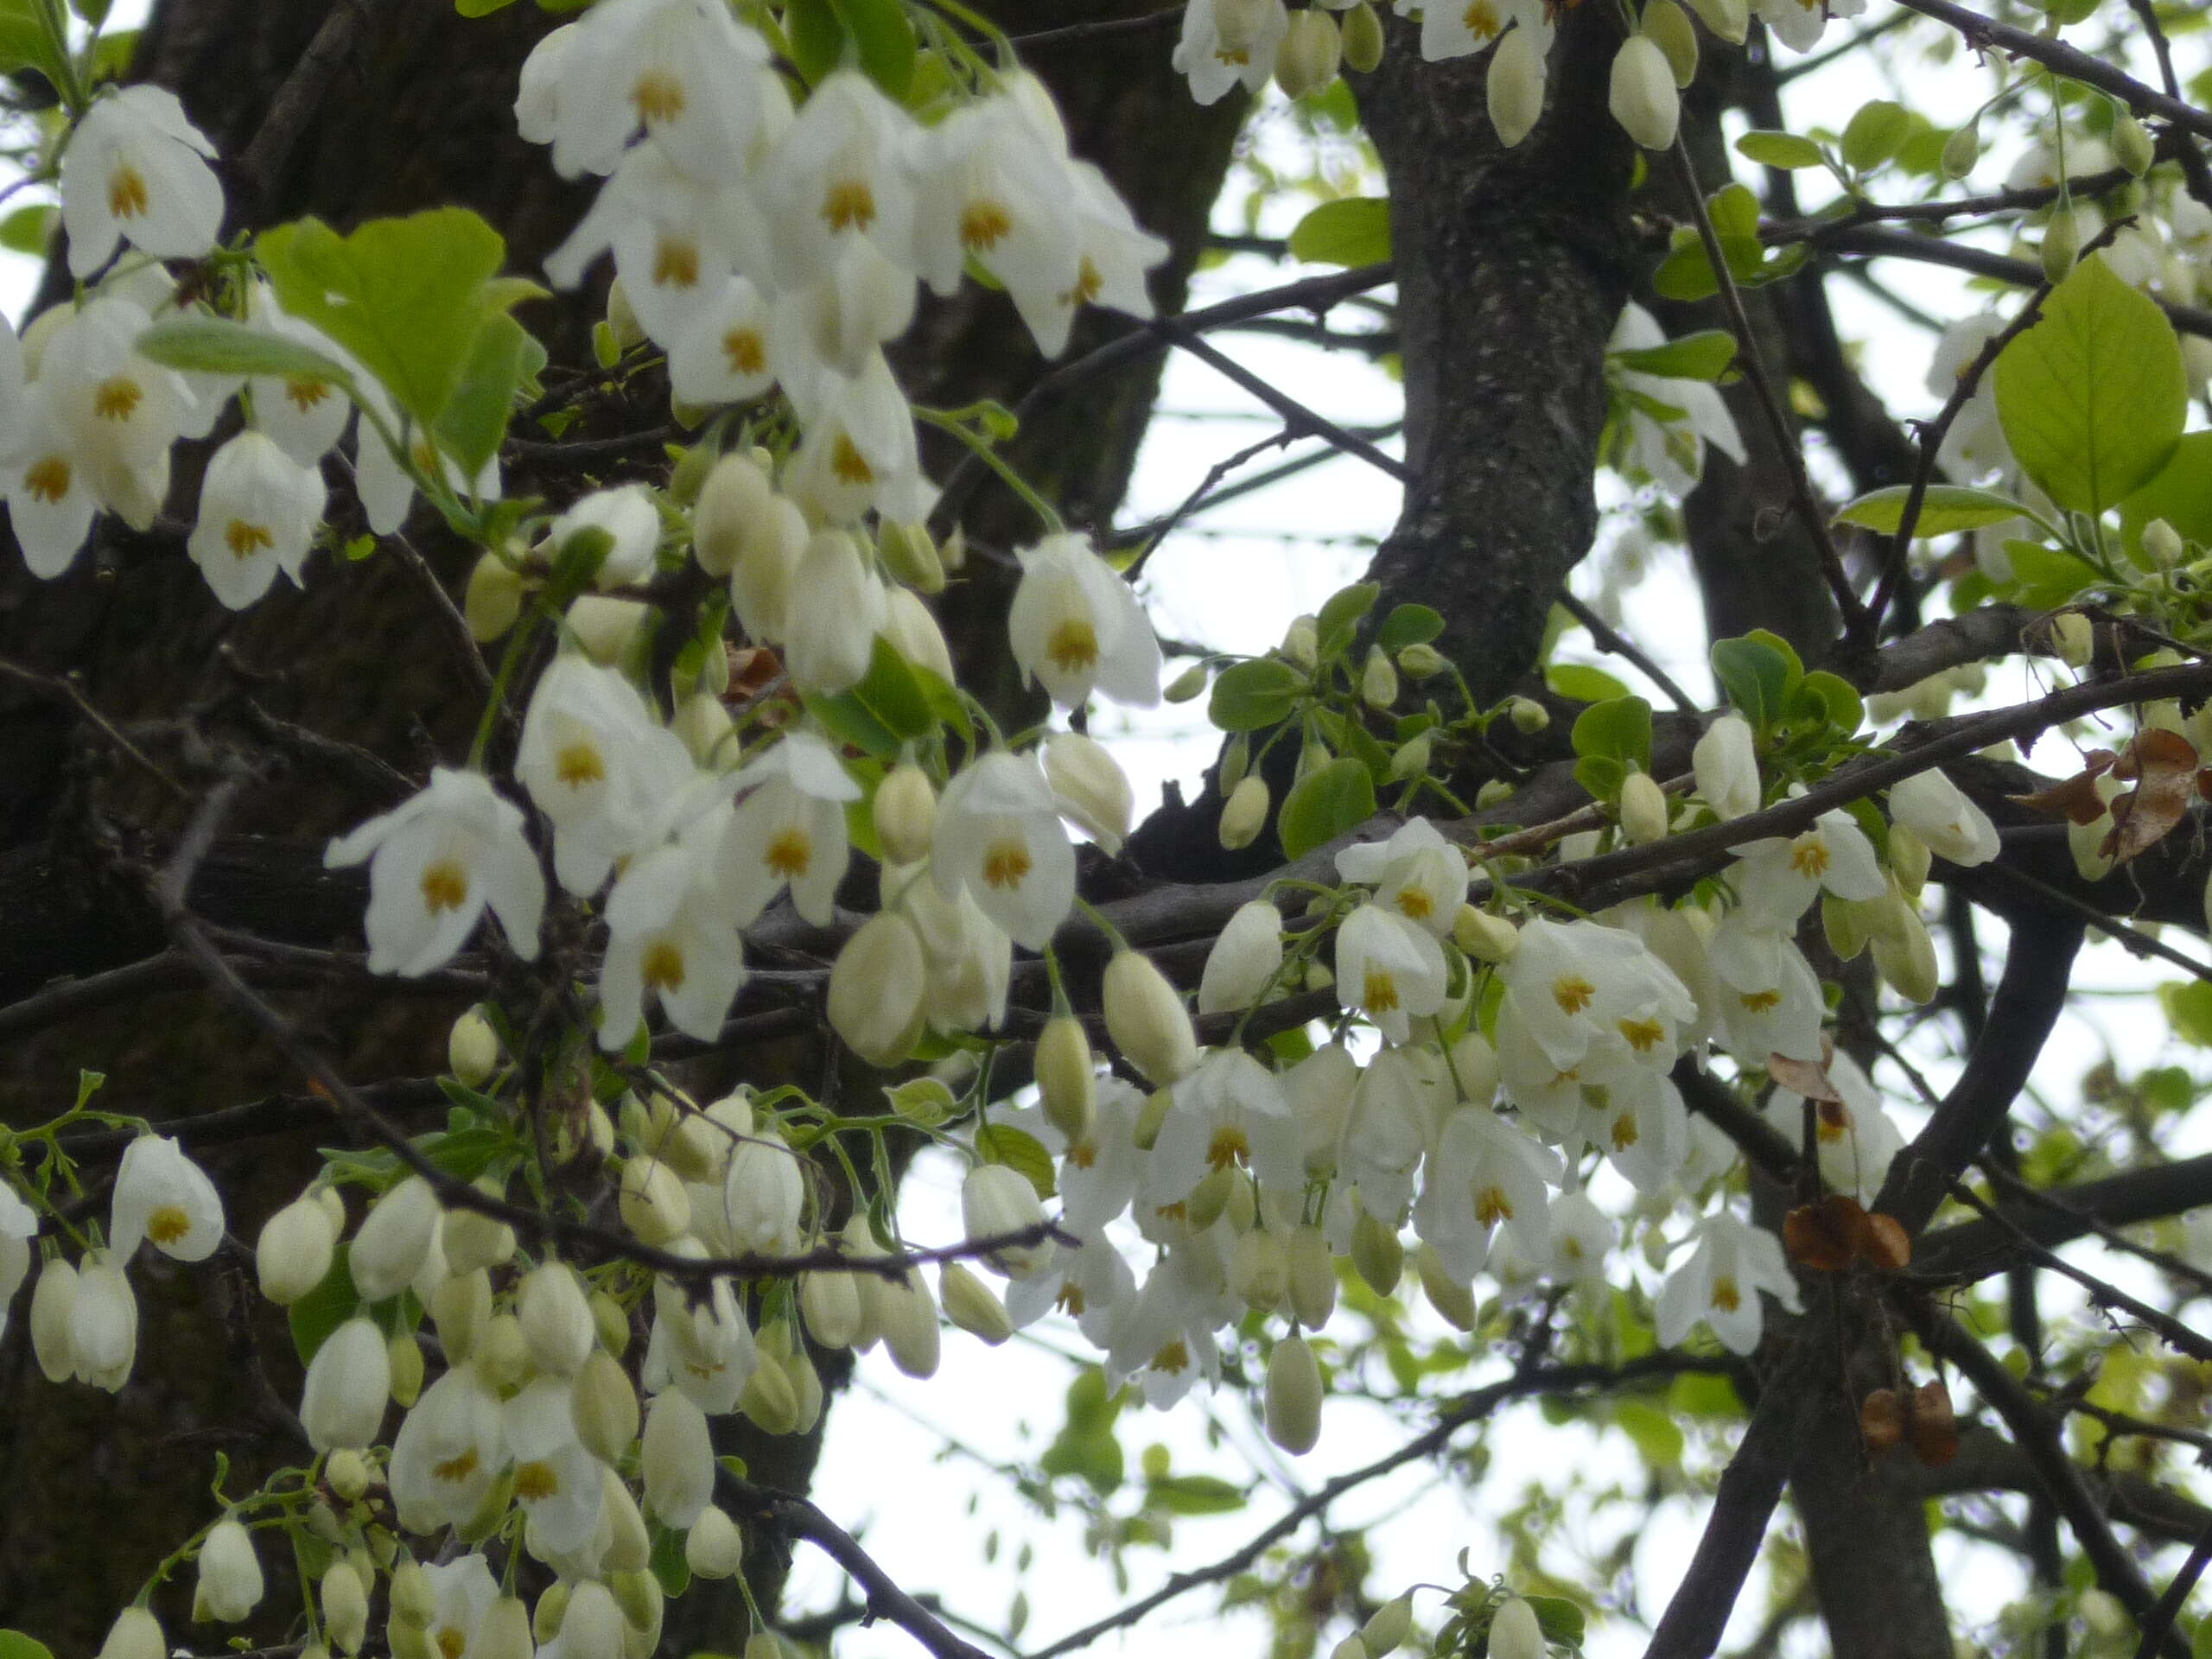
619;1156;690;1246
1489;1597;1547;1659
1641;0;1698;86
1036;1014;1097;1143
326;1448;372;1503
1940;124;1980;179
473;1602;532;1659
464;554;525;643
386;1333;424;1410
1165;662;1210;702
1287;1224;1337;1329
2113;114;2155;176
939;1261;1015;1344
1679;0;1747;41
1390;731;1433;782
1454;905;1519;963
1508;696;1549;733
1363;1593;1415;1657
1274;8;1342;98
1103;950;1198;1084
1398;641;1446;677
1265;1333;1324;1454
1185;1165;1236;1232
874;763;938;866
591;1289;631;1357
1230;1228;1288;1310
474;1312;530;1392
1887;823;1932;895
687;1507;747;1579
573;1347;640;1463
430;1268;492;1363
877;519;945;593
1619;771;1669;844
447;1007;500;1087
2041;210;2079;284
1361;645;1398;709
605;277;646;351
741;1352;802;1435
1133;1084;1174;1152
1340;0;1384;71
1219;773;1270;850
1283;615;1320;673
323;1560;370;1655
390;1560;436;1628
1351;1208;1403;1295
2144;518;2185;567
1416;1242;1478;1330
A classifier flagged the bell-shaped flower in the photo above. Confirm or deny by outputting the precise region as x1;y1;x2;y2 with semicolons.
1888;768;2001;868
1004;1230;1138;1345
5;387;99;579
782;351;934;525
517;654;698;896
781;527;890;690
1707;920;1827;1065
353;406;502;537
390;1363;508;1533
40;296;200;533
1546;1187;1615;1287
301;1315;391;1451
1147;1049;1304;1209
239;284;357;465
188;429;327;609
350;1174;442;1301
1764;1051;1903;1200
504;1376;607;1554
544;145;767;346
1007;533;1161;709
771;238;917;418
1336;817;1469;938
642;1387;715;1529
890;858;1014;1034
70;1247;137;1391
646;1249;756;1412
419;1555;499;1659
718;1139;807;1257
1693;712;1760;820
1105;1243;1230;1408
597;823;747;1047
60;86;222;276
1052;1080;1147;1238
826;910;927;1066
1596;1070;1692;1193
1045;731;1135;854
1337;1043;1449;1217
931;751;1077;951
1656;1211;1801;1354
544;482;661;590
110;1134;224;1262
668;276;777;408
1173;0;1287;103
1198;899;1285;1015
194;1517;264;1623
1335;903;1449;1045
326;768;545;975
1050;160;1171;351
1414;0;1553;61
1500;916;1699;1071
761;70;920;289
1412;1105;1561;1282
0;1183;32;1339
517;0;769;181
1753;0;1866;53
719;729;859;926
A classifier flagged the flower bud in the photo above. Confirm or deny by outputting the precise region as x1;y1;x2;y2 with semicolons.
876;1269;942;1379
828;911;929;1067
672;690;737;769
1133;1084;1174;1151
1363;1594;1414;1657
474;1600;533;1659
1219;774;1269;850
302;1317;391;1451
1046;732;1135;856
687;1507;746;1579
386;1330;424;1409
1887;823;1932;896
98;1608;165;1659
1940;123;1980;179
1230;1228;1288;1310
874;763;938;866
2144;518;2185;567
877;519;945;593
1489;1597;1546;1659
1265;1334;1323;1454
1872;906;1940;1004
2050;610;2093;668
1164;662;1210;702
1340;0;1384;71
1103;950;1198;1084
2114;113;2154;176
1619;771;1669;844
564;594;650;666
601;1467;653;1573
1287;1224;1338;1329
643;1389;715;1528
1486;22;1547;147
1416;1241;1478;1330
464;554;525;643
1282;615;1319;672
29;1257;76;1382
1398;641;1446;678
257;1194;338;1305
691;452;774;579
1351;1207;1403;1295
2042;209;2080;284
1453;905;1519;963
619;1157;690;1246
1693;712;1759;820
963;1163;1052;1278
939;1261;1015;1344
351;1176;441;1303
448;1007;501;1087
195;1518;264;1623
1609;35;1680;150
475;1311;530;1392
1274;8;1341;98
1333;1638;1368;1659
1679;0;1746;41
326;1447;372;1502
800;1269;863;1350
570;1346;639;1464
1036;1014;1097;1143
442;1183;517;1277
1641;0;1698;86
323;1560;371;1655
740;1352;803;1434
518;1260;595;1376
72;1249;137;1391
1508;696;1549;733
1389;731;1433;783
1360;645;1398;709
1199;899;1286;1016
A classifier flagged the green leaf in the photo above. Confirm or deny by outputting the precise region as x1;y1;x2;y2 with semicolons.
88;26;137;82
1840;99;1911;171
256;208;509;429
1707;183;1760;240
649;1522;692;1600
1711;636;1797;726
784;0;843;84
1277;756;1376;860
1375;602;1445;653
1613;328;1738;381
1789;670;1863;737
1145;1473;1247;1515
434;312;546;478
1569;695;1653;770
830;0;916;98
1315;581;1380;658
0;0;70;91
1999;539;2100;610
1287;197;1391;267
2160;981;2212;1047
287;1244;355;1363
0;202;53;255
805;639;936;758
1993;251;2187;515
1208;658;1305;733
1613;1398;1685;1469
0;1633;56;1659
1735;130;1826;169
1525;1597;1586;1645
975;1124;1057;1200
1834;483;2027;538
2119;430;2212;556
136;317;354;386
456;0;519;12
1545;663;1631;704
885;1077;956;1126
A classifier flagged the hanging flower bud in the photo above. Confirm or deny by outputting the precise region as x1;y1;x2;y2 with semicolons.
323;1560;371;1656
1609;36;1680;150
1453;905;1519;963
573;1347;639;1464
1046;732;1135;855
351;1176;442;1302
2041;209;2080;285
1872;905;1940;1003
1619;771;1669;844
29;1257;77;1383
1198;899;1285;1018
1035;1014;1097;1142
939;1261;1015;1344
1264;1333;1323;1454
387;1331;425;1408
1218;773;1269;851
1642;0;1698;86
302;1317;391;1452
442;1181;517;1276
1274;9;1342;98
448;1007;501;1086
962;1165;1051;1278
643;1389;715;1529
2113;114;2154;176
1363;1595;1415;1657
1287;1224;1337;1328
1103;950;1198;1084
1488;1597;1547;1659
875;1268;942;1379
1360;645;1397;709
1508;696;1549;733
828;911;929;1066
1341;0;1385;70
874;763;938;865
1351;1207;1403;1295
518;1261;596;1376
257;1193;337;1305
1486;23;1548;146
194;1518;265;1623
620;1157;691;1246
1693;712;1759;819
97;1609;165;1659
433;1269;492;1363
71;1249;137;1391
686;1508;746;1580
1939;122;1979;179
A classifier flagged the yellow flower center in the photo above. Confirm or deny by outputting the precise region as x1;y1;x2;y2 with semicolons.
93;377;143;422
1618;1016;1665;1052
225;520;273;559
632;70;687;124
1046;618;1099;674
556;741;605;789
513;1459;559;1502
1362;968;1400;1015
1711;1275;1742;1313
437;1631;467;1659
1152;1338;1191;1374
765;828;812;880
1463;0;1502;34
653;236;701;291
1205;1126;1250;1171
148;1205;192;1246
1739;989;1782;1014
1475;1185;1512;1228
25;456;69;503
1068;1140;1097;1170
431;1448;480;1486
1552;975;1596;1015
285;377;332;412
1056;1283;1087;1315
1611;1111;1639;1151
108;163;149;220
1212;46;1250;66
982;839;1032;890
831;434;875;486
1061;256;1103;308
723;327;766;377
419;860;469;914
1789;836;1832;878
960;199;1014;251
823;180;877;232
643;940;687;993
1396;886;1434;922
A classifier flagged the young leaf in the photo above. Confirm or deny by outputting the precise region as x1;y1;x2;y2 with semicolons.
1735;130;1825;169
1208;658;1304;732
136;318;354;386
1833;483;2025;538
1278;756;1376;860
1612;328;1738;381
1287;197;1391;267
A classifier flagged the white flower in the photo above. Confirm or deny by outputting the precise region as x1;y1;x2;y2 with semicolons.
240;283;357;465
1708;921;1827;1065
598;826;747;1047
761;70;920;290
771;238;918;418
642;1387;715;1529
516;654;699;897
1753;0;1866;53
546;482;661;590
1656;1211;1801;1353
1726;806;1886;931
719;1139;808;1258
1336;903;1449;1044
1336;817;1468;938
353;405;501;537
1764;1052;1904;1200
1608;36;1680;150
782;351;934;525
505;1376;607;1554
60;86;222;276
1413;1106;1561;1282
188;430;327;609
1007;533;1161;709
668;275;777;407
350;1175;442;1301
1414;0;1552;60
301;1316;391;1452
827;911;927;1066
1045;731;1135;854
69;1248;137;1391
1888;768;2001;868
390;1363;508;1533
720;729;859;927
544;145;767;346
1339;1044;1448;1217
1198;899;1285;1015
39;296;202;534
1148;1049;1304;1206
1546;1188;1615;1286
110;1135;224;1262
419;1555;499;1659
931;752;1077;951
1173;0;1287;103
1487;23;1548;146
782;527;890;690
517;0;771;181
1500;916;1699;1070
326;768;545;975
194;1518;264;1624
5;388;99;579
1613;302;1746;493
961;1163;1052;1278
0;1183;33;1339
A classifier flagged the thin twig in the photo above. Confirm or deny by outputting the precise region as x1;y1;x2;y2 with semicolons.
0;654;188;797
2135;1510;2212;1659
1557;591;1697;712
234;0;389;215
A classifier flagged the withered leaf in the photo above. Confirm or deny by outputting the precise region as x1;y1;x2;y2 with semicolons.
1861;1211;1912;1273
1907;1380;1960;1466
1860;1389;1904;1452
2101;728;2201;864
1769;1051;1844;1104
2010;748;2116;826
1785;1194;1870;1274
